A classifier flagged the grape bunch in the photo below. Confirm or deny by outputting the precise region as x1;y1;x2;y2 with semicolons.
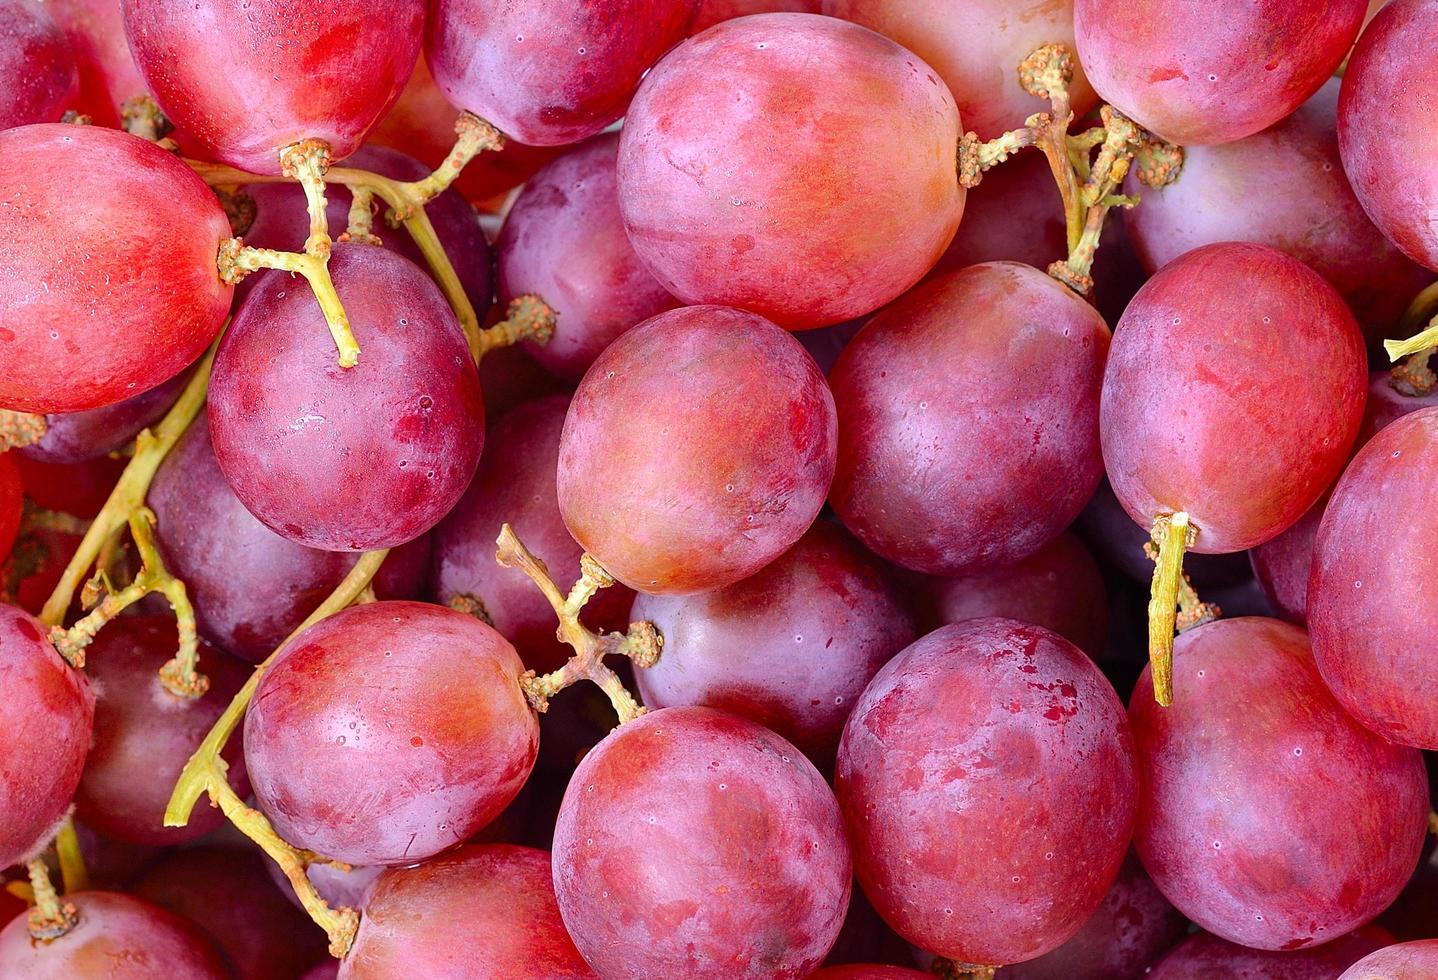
3;0;1438;978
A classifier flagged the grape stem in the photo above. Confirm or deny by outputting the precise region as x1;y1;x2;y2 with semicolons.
494;524;661;726
932;958;998;980
1143;541;1221;633
473;294;558;363
54;819;87;894
339;186;382;246
25;858;76;940
120;95;172;143
1147;512;1195;707
0;409;46;450
1388;284;1438;395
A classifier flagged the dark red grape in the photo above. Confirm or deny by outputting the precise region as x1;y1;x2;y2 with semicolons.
48;0;150;128
244;601;538;866
1074;0;1365;145
1124;80;1432;347
121;0;422;173
1359;369;1438;444
73;615;250;845
432;394;633;673
1249;497;1325;626
1130;617;1427;949
497;133;678;381
935;151;1068;275
426;0;697;147
1338;939;1438;978
693;0;820;30
0;453;19;560
809;967;928;979
557;305;836;594
13;454;124;519
821;0;1096;139
1338;0;1438;271
553;706;851;977
617;13;963;329
342;844;595;978
0;891;227;978
1101;243;1366;555
303;964;340;980
1310;408;1438;748
476;343;570;420
0;603;93;869
0;0;77;128
632;520;916;762
208;244;484;552
1;527;83;615
830;262;1108;575
0;124;231;413
1147;927;1391;978
19;363;190;465
836;619;1137;967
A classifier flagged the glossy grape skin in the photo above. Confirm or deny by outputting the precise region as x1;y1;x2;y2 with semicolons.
632;521;916;763
914;531;1109;661
618;13;963;330
1310;409;1438;748
1130;617;1427;949
1361;371;1438;444
0;453;19;560
1147;927;1390;979
554;706;851;978
342;844;595;979
245;601;538;866
0;0;78;129
0;604;94;868
432;395;633;674
836;619;1138;966
1125;80;1431;347
48;0;149;127
208;244;483;552
694;0;820;30
1339;1;1438;271
821;0;1095;140
809;968;928;979
1338;940;1438;978
427;0;697;147
1249;497;1325;626
1101;243;1366;554
0;125;231;414
831;262;1109;576
242;144;492;319
20;364;189;465
1074;0;1365;145
498;134;677;381
149;416;430;663
558;305;837;595
121;0;421;173
132;847;328;979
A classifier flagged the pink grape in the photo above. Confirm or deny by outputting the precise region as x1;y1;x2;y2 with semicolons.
0;603;94;869
1338;940;1438;978
632;520;916;762
1130;617;1427;949
207;244;484;552
0;124;231;413
1100;242;1366;554
121;0;422;173
935;152;1068;275
48;0;150;127
1248;497;1326;626
1074;0;1366;145
836;618;1137;967
821;0;1096;139
1147;927;1391;979
342;844;595;979
1360;370;1438;444
830;262;1109;575
244;601;538;866
19;363;190;465
552;706;852;977
557;305;837;595
693;0;820;31
617;13;964;329
497;133;678;381
426;0;698;147
0;0;78;129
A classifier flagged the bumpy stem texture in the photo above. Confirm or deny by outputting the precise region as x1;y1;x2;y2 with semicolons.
25;859;76;940
1147;513;1195;707
0;409;46;450
474;294;558;362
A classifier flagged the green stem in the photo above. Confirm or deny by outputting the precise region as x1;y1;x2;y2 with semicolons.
1147;513;1194;707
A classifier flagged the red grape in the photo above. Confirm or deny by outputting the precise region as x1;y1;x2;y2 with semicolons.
121;0;422;173
497;133;678;381
553;706;851;977
1101;243;1366;554
821;0;1096;139
48;0;150;128
304;965;340;980
830;262;1109;575
1338;0;1438;271
19;363;190;465
1248;497;1325;626
0;891;227;978
557;305;836;594
1074;0;1365;145
208;244;484;552
73;615;250;845
0;0;78;129
693;0;820;31
13;454;124;519
1124;80;1432;347
1130;617;1427;949
244;601;538;866
1338;940;1438;978
426;0;697;147
617;13;964;330
0;603;93;869
432;395;633;674
1309;408;1438;748
935;151;1068;275
632;520;916;763
0;124;231;413
835;619;1137;967
1;527;82;615
342;844;595;979
913;531;1109;661
1147;927;1391;978
0;453;19;560
1360;369;1438;444
809;968;928;980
